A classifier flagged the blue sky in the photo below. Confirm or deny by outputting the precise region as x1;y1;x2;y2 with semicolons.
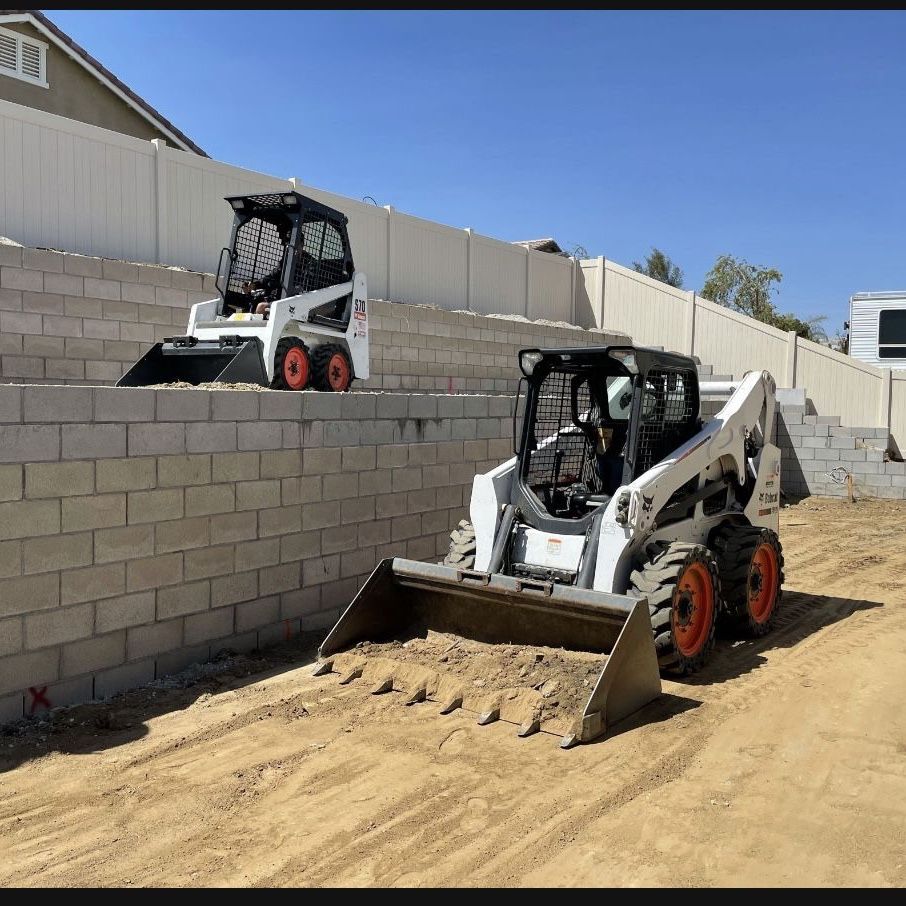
51;10;906;331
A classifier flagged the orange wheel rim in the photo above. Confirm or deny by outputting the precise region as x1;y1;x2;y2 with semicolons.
327;352;350;391
282;346;309;390
673;561;714;657
749;544;778;623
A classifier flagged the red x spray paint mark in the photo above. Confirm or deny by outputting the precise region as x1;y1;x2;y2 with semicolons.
28;686;51;714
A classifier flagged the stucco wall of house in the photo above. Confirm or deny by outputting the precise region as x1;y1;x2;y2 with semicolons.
0;20;172;145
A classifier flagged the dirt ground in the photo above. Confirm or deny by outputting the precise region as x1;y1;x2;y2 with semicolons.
1;497;905;888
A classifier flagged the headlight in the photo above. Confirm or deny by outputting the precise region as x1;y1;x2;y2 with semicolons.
608;348;638;374
229;198;246;211
519;349;543;377
281;193;299;208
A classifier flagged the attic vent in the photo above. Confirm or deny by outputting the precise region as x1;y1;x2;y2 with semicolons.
0;26;47;87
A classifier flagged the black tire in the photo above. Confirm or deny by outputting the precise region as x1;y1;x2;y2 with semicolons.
311;344;352;392
442;519;476;569
630;542;720;675
270;337;310;391
712;524;784;637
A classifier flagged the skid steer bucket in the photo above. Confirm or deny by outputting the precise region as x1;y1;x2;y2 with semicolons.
117;336;268;388
316;559;661;747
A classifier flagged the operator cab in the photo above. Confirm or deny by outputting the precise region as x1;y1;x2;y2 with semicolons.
215;192;355;327
515;346;700;525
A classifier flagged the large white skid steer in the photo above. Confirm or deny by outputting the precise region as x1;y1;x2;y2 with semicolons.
316;346;784;747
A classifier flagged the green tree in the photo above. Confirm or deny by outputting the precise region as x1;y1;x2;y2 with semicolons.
701;254;826;342
633;247;684;288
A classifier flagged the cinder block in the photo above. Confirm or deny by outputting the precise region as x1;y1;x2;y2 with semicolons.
0;647;60;696
323;421;360;447
62;423;126;460
0;692;24;723
1;267;43;292
280;475;321;506
96;457;156;493
126;552;183;591
184;545;234;580
85;361;123;383
323;473;358;501
210;511;257;544
280;530;321;563
25;602;94;649
341;446;376;473
186;422;237;454
259;391;303;421
154;286;188;307
406;489;435;513
84;277;121;301
235;479;281;511
45;358;85;381
0;615;23;656
0;464;21;502
0;540;20;578
408;443;438;466
212;391;258;421
157;454;211;488
392;468;422;492
319;577;359;613
238;421;283;451
340;394;377;420
358;519;392;548
83;318;119;340
127;488;183;524
376;491;408;519
0;425;60;464
128;423;186;456
42;315;82;338
0;386;26;424
256;618;301;648
830;436;856;450
302;554;340;587
258;505;302;537
259;562;300;596
64;336;105;359
235;538;280;572
136;264;172;288
93;658;155;699
302;447;341;475
62;493;126;532
1;354;44;379
157;580;210;619
61;562;125;605
45;272;84;296
156;389;210;422
212;451;259;482
22;334;64;357
61;631;126;678
341;496;376;524
63;253;103;278
25;461;94;499
359;420;396;445
185;483;235;517
25;675;94;715
23;531;92;574
320;524;358;557
0;310;42;335
235;596;280;633
0;243;22;267
0;499;60;540
260;450;301;479
278;585;319;620
101;259;139;283
209;630;258;657
184;606;234;646
155;516;210;553
392;514;423;542
301;500;340;531
94;523;155;563
375;394;408;419
211;571;258;607
23;247;64;272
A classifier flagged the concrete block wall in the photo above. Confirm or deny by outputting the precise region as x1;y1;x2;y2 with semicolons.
0;242;216;385
0;384;513;722
0;240;628;393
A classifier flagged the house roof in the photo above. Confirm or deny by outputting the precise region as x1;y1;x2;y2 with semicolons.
0;10;207;156
513;238;567;256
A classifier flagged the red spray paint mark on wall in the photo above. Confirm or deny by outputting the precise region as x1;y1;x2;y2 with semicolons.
28;686;51;714
448;375;454;394
283;619;294;641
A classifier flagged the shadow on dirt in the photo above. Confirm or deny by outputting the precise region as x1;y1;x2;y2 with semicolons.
684;590;883;687
0;634;323;774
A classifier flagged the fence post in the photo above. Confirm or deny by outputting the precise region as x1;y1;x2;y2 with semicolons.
525;246;533;319
384;204;394;301
151;139;168;265
596;256;605;329
784;331;798;387
686;291;697;356
464;228;473;311
879;367;892;434
570;257;578;326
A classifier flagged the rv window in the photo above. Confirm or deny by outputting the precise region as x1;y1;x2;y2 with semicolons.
878;309;906;359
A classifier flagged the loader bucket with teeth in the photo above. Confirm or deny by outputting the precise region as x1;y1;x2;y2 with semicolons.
315;558;661;747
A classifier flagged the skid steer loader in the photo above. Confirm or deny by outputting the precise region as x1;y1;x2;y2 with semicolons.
315;346;784;747
118;192;368;391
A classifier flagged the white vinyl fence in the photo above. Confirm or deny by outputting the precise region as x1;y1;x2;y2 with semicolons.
0;98;577;323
